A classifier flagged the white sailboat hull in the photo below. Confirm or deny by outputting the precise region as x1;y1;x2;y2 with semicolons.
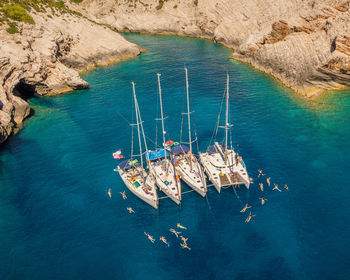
199;143;250;193
150;159;182;205
118;166;159;209
174;153;207;197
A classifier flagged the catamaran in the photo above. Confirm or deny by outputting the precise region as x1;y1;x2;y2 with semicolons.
117;82;159;209
147;74;182;205
199;74;250;193
169;68;207;197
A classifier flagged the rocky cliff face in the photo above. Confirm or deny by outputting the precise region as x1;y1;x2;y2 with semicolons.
73;0;350;97
1;0;350;144
0;8;140;143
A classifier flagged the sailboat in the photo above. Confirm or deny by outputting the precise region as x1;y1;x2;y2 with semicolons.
199;74;250;193
147;74;182;205
117;82;159;209
169;68;207;197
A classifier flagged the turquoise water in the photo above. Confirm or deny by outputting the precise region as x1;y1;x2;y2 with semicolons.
1;33;350;279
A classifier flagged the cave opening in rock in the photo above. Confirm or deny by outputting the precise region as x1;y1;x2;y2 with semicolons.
13;79;36;100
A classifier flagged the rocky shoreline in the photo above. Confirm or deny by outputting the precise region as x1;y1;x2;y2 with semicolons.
1;0;350;144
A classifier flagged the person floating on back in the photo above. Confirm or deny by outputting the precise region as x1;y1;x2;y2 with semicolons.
273;184;281;192
144;232;155;243
120;191;127;200
240;203;251;213
258;169;265;177
170;228;181;238
245;211;255;223
259;197;267;205
180;236;188;243
259;183;264;192
127;207;135;214
180;242;191;250
160;236;170;247
266;177;271;187
177;223;187;230
108;188;112;198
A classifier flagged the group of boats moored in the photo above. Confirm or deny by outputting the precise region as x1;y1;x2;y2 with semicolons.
116;69;250;209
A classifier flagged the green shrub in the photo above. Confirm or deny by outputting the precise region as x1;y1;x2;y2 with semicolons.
1;4;35;24
70;0;84;3
6;21;18;34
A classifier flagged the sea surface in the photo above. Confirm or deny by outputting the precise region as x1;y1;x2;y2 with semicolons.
1;33;350;280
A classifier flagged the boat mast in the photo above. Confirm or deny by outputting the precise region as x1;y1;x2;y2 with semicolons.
132;82;143;168
185;67;192;170
225;73;229;161
134;91;151;168
157;73;167;162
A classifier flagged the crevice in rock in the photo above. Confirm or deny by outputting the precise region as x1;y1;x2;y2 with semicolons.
13;79;36;100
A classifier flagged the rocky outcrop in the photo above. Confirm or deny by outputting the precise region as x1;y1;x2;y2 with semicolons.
71;0;350;97
0;10;141;143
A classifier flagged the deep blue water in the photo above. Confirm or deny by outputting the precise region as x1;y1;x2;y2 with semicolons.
1;33;350;280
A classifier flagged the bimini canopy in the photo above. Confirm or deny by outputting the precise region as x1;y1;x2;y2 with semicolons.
171;144;189;155
118;159;140;171
147;149;168;161
207;145;220;154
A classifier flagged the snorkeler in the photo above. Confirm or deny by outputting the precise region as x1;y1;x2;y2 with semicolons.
160;236;170;247
245;211;255;223
259;197;267;205
127;207;135;214
108;188;112;198
170;228;181;238
259;183;264;192
180;242;191;250
177;223;187;230
273;184;281;192
144;232;155;243
120;191;127;200
240;204;252;213
284;184;289;191
266;177;271;187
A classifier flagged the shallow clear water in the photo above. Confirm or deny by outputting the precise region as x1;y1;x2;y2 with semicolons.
1;33;350;280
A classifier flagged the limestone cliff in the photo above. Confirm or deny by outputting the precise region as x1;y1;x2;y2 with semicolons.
72;0;350;97
1;0;350;144
0;5;140;143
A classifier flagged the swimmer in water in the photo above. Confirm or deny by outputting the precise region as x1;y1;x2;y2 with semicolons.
180;242;191;251
240;203;251;213
259;197;267;205
160;236;170;247
180;236;188;243
259;183;264;192
284;184;289;191
258;169;265;177
177;223;187;230
120;191;127;200
266;177;271;187
249;177;254;184
245;211;255;223
170;228;181;238
108;188;112;198
144;232;155;243
273;184;281;192
127;207;135;214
